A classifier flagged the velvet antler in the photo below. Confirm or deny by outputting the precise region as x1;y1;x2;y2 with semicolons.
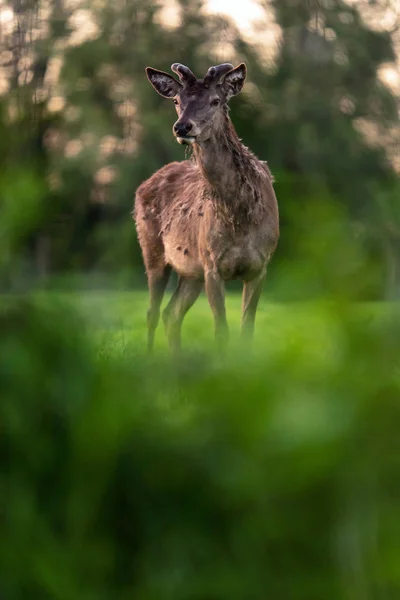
204;63;234;87
171;63;196;83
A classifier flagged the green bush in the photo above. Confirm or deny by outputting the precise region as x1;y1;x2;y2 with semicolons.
1;296;400;599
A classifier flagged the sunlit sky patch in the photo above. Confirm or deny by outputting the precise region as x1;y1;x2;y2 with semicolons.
206;0;264;33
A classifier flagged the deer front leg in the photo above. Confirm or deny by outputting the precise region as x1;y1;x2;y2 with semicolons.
205;270;229;350
163;277;202;353
241;270;266;341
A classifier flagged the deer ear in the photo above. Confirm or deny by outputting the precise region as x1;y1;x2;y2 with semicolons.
221;63;247;100
145;67;182;98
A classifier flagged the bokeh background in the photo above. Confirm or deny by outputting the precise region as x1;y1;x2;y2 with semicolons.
0;0;399;294
1;0;400;598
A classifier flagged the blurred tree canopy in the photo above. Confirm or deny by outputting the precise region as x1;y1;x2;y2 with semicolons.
0;0;399;296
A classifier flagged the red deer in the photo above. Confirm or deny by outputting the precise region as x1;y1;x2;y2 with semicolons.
134;62;279;352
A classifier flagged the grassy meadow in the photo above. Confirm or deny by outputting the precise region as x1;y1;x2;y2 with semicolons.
74;290;332;357
40;288;398;359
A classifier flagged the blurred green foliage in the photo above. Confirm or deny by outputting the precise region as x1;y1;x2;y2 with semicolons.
1;292;400;599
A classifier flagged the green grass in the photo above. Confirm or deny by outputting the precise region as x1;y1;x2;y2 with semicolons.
62;290;330;353
34;289;399;368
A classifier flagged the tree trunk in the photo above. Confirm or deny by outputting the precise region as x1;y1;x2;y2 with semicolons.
384;237;400;300
36;234;51;280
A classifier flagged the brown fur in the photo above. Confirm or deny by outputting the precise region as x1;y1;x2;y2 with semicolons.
134;63;279;352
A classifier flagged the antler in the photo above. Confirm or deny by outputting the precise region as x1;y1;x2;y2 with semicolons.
204;63;234;87
171;63;196;83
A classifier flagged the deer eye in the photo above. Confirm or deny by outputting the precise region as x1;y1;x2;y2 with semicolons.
210;98;220;106
173;99;179;105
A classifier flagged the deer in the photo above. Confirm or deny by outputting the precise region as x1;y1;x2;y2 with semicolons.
134;62;279;353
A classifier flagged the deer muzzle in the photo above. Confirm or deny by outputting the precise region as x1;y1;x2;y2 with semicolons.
176;136;196;145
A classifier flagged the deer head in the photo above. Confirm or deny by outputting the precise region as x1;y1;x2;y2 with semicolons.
145;62;247;145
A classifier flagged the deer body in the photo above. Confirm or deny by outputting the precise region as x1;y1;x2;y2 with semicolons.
134;62;279;351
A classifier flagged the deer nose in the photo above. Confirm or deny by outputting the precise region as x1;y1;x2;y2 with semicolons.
173;122;193;137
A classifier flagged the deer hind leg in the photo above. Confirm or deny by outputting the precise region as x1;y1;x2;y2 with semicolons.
162;277;202;353
146;266;171;353
241;270;266;341
137;211;170;353
205;271;229;351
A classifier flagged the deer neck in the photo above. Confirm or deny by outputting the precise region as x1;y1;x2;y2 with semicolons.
193;113;245;197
